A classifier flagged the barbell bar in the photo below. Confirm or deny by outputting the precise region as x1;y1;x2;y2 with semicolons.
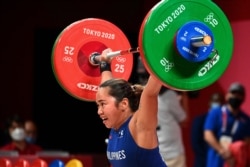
89;31;212;65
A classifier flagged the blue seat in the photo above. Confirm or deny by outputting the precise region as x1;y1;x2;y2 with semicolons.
49;159;65;167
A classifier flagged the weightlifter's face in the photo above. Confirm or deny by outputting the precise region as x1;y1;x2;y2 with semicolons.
96;87;120;129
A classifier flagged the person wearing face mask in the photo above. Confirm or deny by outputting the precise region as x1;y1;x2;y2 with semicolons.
24;120;38;144
0;114;43;155
204;82;250;167
191;92;224;167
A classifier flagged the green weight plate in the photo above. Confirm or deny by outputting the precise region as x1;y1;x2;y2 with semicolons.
139;0;233;91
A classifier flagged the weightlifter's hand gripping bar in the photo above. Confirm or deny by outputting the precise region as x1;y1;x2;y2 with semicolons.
89;47;140;65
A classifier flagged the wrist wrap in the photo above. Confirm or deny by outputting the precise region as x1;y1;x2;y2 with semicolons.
100;61;111;73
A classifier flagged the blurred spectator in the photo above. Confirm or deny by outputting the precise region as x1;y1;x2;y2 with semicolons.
157;86;189;167
191;92;224;167
136;56;149;85
0;114;42;155
204;82;250;167
24;119;38;144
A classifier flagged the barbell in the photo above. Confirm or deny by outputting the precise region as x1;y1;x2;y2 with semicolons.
51;0;234;101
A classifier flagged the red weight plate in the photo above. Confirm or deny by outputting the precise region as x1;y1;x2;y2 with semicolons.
52;18;133;101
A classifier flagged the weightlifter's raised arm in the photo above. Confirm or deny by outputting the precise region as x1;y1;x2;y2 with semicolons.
98;48;113;83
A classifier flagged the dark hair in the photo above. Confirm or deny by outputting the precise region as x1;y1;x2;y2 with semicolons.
159;86;169;95
99;79;143;111
2;114;24;142
4;114;24;130
210;92;224;103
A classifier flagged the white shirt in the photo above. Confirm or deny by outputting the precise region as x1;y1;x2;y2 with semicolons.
157;89;187;159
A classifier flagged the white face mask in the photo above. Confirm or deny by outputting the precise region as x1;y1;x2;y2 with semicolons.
11;128;26;141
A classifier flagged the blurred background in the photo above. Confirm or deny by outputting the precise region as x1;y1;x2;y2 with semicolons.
0;0;249;166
